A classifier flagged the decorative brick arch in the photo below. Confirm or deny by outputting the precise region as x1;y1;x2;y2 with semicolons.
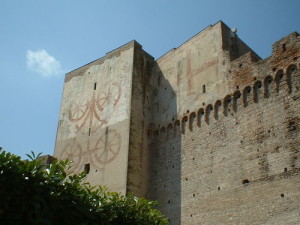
223;95;232;116
286;64;298;93
197;108;204;127
205;104;213;125
243;86;251;107
214;100;222;120
253;80;262;103
233;90;241;112
263;75;273;98
274;69;284;93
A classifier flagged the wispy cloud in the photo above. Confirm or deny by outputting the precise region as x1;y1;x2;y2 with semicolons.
26;49;64;77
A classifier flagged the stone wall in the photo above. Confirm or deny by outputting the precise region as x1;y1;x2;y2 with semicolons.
54;41;135;194
126;42;154;197
149;26;300;224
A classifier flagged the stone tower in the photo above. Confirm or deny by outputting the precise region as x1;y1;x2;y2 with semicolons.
54;21;300;224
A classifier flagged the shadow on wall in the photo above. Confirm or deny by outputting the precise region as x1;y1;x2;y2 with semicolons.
148;62;181;225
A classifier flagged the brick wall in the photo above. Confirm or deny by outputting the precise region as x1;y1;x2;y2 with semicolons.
148;27;300;224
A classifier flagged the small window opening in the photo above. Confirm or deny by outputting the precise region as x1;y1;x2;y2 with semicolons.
242;179;249;185
168;200;171;204
202;85;206;93
280;193;284;198
193;194;195;197
288;121;297;131
84;163;90;174
282;44;286;52
284;168;287;172
218;187;220;191
94;82;97;90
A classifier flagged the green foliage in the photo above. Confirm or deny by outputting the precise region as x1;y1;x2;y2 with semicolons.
0;149;168;225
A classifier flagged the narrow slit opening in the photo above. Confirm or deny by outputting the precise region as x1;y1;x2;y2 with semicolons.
84;163;90;174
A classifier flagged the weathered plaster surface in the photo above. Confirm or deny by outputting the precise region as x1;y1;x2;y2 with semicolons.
54;42;135;193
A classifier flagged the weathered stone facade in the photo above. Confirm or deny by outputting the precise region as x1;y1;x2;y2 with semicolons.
54;21;300;224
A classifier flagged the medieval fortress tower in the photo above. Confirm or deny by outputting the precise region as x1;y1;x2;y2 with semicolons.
54;21;300;224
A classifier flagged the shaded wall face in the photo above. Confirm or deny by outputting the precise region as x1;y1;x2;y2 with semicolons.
54;47;134;194
149;132;181;224
148;23;227;224
147;61;180;224
126;48;154;197
153;23;229;125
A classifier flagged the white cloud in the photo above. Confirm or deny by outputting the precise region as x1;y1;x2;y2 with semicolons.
26;49;64;77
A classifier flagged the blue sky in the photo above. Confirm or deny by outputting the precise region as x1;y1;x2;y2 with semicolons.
0;0;299;159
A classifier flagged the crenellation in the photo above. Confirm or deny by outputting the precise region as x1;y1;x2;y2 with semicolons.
272;32;299;54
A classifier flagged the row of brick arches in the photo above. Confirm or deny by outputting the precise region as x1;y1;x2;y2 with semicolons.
150;63;299;137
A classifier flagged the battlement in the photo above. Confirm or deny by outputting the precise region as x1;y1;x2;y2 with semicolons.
272;32;299;54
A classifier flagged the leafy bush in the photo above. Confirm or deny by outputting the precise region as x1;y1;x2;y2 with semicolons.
0;149;168;225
